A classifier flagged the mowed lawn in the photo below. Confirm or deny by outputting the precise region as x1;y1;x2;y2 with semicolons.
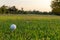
0;14;60;40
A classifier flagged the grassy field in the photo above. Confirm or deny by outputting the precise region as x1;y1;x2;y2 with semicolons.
0;14;60;40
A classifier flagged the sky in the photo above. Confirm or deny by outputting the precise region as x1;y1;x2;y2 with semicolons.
0;0;52;12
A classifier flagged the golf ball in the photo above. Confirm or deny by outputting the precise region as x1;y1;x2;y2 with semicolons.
10;24;16;30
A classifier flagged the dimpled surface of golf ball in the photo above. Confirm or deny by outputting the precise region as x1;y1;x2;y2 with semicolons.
10;24;16;30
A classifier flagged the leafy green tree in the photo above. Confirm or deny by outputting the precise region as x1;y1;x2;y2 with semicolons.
0;5;8;14
8;6;18;14
51;0;60;14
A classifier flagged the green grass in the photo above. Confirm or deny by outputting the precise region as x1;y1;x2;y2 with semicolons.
0;14;60;40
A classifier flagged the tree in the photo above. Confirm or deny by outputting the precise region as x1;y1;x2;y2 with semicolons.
0;5;8;14
8;6;18;14
51;0;60;15
20;8;24;14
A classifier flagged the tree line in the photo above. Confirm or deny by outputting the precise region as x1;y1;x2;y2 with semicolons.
0;5;53;15
0;1;60;15
0;0;60;15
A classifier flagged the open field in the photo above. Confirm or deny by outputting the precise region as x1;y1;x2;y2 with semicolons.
0;14;60;40
0;14;60;20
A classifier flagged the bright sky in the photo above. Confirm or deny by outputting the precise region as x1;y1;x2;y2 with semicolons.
0;0;52;12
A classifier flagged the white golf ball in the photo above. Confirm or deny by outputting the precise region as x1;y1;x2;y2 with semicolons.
10;24;16;30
